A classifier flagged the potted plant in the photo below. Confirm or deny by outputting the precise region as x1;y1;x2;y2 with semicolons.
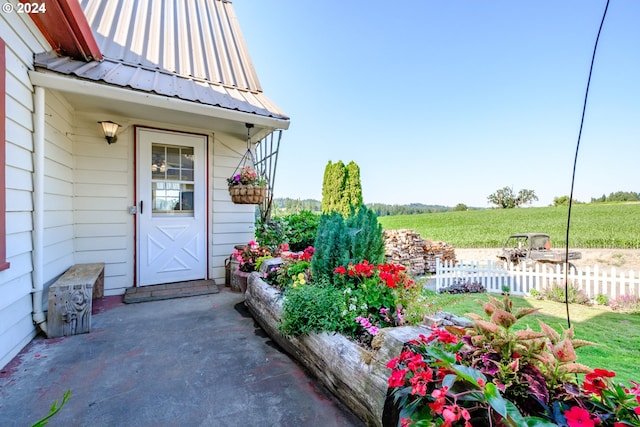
227;165;267;204
231;240;272;292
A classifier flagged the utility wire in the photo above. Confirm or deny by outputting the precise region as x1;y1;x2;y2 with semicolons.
564;0;610;329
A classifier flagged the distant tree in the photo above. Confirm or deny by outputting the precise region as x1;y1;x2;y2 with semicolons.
553;195;581;206
487;187;538;208
553;195;570;206
454;203;468;211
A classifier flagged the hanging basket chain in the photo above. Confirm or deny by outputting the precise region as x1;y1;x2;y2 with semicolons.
227;124;269;205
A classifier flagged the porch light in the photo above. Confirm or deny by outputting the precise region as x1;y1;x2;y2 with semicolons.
98;121;121;144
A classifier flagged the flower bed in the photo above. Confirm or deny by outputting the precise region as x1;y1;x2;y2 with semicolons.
247;273;640;427
245;273;429;427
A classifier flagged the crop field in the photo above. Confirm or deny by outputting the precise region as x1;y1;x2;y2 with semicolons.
377;203;640;248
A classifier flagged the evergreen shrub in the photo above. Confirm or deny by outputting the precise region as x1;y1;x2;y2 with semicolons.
311;205;385;285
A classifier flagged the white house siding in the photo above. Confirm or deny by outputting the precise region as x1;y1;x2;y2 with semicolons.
72;114;134;296
0;9;49;368
42;90;74;296
211;132;257;283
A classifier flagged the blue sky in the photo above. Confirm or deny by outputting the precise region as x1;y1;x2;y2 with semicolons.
233;1;639;208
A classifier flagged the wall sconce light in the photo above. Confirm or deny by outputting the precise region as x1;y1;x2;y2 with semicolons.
98;121;121;144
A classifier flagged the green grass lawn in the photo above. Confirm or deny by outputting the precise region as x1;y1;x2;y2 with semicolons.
378;203;640;248
426;291;640;384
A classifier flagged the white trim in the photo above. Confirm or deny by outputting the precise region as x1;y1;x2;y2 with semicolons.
136;128;208;286
31;86;46;333
28;70;290;133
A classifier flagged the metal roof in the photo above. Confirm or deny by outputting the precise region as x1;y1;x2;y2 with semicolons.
33;0;288;122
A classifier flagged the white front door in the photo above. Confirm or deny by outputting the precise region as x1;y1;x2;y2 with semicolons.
136;128;207;286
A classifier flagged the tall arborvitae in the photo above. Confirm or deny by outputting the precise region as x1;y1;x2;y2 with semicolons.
321;160;362;217
321;161;346;214
343;161;363;216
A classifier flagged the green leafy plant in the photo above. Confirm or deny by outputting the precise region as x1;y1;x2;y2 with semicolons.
31;390;71;427
595;293;609;306
279;280;343;336
255;210;320;252
284;210;320;251
255;216;291;251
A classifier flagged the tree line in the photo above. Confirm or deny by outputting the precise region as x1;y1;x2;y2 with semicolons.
590;191;640;203
271;198;453;217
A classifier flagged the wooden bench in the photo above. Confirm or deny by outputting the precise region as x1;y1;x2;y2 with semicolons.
47;263;105;338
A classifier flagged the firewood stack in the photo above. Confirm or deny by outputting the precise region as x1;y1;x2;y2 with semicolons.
383;229;457;275
422;239;457;273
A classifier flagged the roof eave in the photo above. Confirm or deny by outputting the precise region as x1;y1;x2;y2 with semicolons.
29;69;290;132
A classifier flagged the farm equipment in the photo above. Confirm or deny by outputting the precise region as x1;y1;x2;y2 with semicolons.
496;233;581;271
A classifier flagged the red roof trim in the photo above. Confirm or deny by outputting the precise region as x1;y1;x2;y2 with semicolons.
25;0;102;61
0;38;10;271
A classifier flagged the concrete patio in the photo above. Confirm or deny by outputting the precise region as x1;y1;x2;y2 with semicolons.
0;287;364;426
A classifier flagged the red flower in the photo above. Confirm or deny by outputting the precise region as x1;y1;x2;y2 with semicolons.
388;369;407;388
354;260;374;277
583;368;616;397
386;357;400;369
586;368;615;381
379;271;397;288
564;406;596;427
429;386;448;414
429;400;445;414
410;370;433;396
333;266;346;275
407;354;426;371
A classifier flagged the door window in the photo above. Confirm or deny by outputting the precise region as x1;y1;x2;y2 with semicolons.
151;144;195;216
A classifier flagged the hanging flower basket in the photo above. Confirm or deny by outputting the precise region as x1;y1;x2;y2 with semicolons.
228;184;267;204
228;164;267;204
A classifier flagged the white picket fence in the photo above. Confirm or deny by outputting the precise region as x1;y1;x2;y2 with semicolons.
435;259;640;299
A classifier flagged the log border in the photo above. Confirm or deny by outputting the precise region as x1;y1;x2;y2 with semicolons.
244;273;432;426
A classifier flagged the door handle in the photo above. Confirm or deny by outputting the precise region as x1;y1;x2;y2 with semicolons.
140;200;143;214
